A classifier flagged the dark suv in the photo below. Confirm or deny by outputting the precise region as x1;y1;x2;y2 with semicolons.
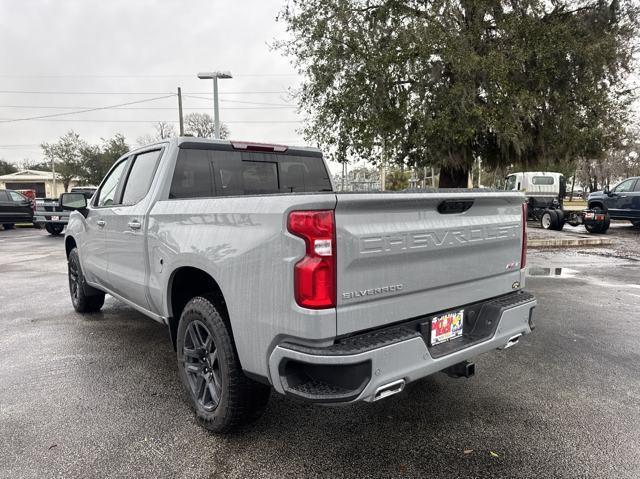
588;177;640;227
0;189;34;229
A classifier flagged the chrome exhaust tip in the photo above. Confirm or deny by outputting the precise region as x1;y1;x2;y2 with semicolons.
499;334;522;350
373;379;406;401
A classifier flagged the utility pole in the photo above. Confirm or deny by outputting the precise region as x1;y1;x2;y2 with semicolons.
177;87;184;136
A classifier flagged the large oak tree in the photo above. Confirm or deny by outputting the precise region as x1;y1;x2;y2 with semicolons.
278;0;638;186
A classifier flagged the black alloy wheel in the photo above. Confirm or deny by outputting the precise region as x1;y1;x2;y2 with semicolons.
67;248;105;313
182;320;222;412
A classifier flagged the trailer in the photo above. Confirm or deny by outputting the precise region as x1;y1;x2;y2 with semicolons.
506;172;610;234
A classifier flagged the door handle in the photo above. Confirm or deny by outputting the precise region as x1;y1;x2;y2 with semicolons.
96;220;106;227
128;220;142;230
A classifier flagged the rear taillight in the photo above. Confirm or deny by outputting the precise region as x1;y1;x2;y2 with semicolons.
287;210;336;309
521;203;527;269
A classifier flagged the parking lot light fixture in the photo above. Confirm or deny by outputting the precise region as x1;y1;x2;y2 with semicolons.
197;71;233;139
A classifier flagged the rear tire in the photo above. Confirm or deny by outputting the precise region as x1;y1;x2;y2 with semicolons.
3;223;14;230
551;210;565;231
45;223;65;236
176;295;270;433
632;221;640;229
540;210;555;230
68;248;105;313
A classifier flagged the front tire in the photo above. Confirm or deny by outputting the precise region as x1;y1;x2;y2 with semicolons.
176;296;270;433
45;223;65;235
68;248;105;313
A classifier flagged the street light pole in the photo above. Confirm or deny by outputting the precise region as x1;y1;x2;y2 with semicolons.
197;71;232;140
212;77;220;139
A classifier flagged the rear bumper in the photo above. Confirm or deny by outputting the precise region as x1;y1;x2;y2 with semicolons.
33;214;68;225
268;291;536;403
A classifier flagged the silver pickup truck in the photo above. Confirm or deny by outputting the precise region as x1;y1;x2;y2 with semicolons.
62;138;536;433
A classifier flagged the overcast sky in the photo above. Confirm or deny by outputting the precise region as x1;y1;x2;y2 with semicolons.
0;0;314;168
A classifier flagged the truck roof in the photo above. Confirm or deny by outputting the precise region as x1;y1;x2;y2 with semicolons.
131;137;323;158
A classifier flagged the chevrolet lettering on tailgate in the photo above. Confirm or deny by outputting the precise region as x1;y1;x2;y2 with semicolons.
359;223;520;256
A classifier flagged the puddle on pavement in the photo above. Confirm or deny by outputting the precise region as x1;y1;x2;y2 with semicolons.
526;267;579;278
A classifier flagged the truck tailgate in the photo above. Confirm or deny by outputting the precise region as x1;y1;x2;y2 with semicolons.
335;192;525;335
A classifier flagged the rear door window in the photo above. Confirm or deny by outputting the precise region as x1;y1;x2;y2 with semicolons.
121;150;162;205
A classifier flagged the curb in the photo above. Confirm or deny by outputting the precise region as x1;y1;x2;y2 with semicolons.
528;237;614;248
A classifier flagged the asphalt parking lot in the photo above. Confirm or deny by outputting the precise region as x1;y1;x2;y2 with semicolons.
1;227;639;478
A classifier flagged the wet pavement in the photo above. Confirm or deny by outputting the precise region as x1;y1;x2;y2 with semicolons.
1;227;639;478
529;220;640;259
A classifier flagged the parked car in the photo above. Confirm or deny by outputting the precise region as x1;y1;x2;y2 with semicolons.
33;187;96;236
63;138;536;433
588;177;640;227
0;189;34;229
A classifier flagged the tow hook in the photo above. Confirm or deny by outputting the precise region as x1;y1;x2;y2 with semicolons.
443;360;475;379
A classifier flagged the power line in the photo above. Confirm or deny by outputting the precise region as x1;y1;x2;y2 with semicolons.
0;119;303;124
0;73;299;78
0;90;289;95
0;105;296;111
0;95;176;124
184;95;295;107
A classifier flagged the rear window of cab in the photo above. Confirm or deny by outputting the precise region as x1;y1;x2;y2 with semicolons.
169;149;332;199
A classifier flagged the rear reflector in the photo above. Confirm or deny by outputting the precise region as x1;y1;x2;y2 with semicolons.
288;210;336;309
231;141;288;152
521;203;527;269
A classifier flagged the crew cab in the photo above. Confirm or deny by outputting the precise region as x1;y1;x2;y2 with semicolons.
588;176;640;227
62;138;536;433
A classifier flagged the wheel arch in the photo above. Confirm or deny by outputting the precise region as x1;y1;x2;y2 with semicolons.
65;235;77;258
588;201;605;211
166;266;231;351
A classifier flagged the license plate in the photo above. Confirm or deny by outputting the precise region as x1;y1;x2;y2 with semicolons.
430;310;464;346
51;216;60;221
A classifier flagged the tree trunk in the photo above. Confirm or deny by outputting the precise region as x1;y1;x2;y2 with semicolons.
438;165;469;188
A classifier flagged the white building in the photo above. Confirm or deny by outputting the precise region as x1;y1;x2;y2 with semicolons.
0;170;79;198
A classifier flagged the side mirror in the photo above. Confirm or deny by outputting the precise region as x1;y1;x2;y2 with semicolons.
60;192;87;211
603;186;611;195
